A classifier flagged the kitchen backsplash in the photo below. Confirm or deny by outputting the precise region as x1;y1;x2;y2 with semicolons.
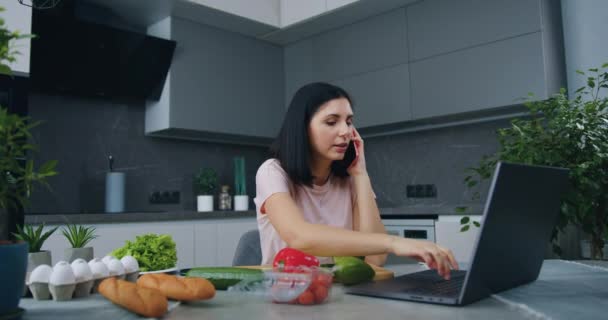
27;93;269;214
27;92;506;214
365;119;506;211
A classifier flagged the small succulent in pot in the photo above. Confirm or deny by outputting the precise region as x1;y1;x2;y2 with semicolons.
62;224;98;262
12;224;57;253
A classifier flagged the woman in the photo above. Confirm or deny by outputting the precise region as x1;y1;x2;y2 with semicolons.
254;83;457;280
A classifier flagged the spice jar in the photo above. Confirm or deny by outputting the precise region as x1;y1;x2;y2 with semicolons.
219;185;232;210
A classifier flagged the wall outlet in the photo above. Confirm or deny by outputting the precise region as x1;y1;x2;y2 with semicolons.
406;184;437;198
149;190;180;204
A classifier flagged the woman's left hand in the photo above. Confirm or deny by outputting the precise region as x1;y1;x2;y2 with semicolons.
347;127;367;176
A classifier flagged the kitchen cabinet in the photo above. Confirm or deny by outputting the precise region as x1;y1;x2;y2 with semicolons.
326;0;359;11
284;8;411;128
194;223;217;267
215;219;258;266
311;8;408;82
41;221;195;268
4;1;32;76
280;0;325;27
408;0;564;121
410;33;547;119
39;217;257;269
435;215;482;264
332;64;411;128
193;0;280;27
145;17;284;146
284;39;315;108
406;0;541;61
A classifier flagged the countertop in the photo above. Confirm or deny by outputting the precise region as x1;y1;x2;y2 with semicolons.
24;210;256;224
24;204;480;225
19;260;608;320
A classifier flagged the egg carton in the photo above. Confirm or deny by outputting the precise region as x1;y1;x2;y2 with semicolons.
27;255;140;301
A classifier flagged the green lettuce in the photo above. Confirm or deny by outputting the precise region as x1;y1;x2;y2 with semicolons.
111;234;177;271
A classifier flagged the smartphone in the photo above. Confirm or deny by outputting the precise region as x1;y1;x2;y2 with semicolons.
338;140;357;169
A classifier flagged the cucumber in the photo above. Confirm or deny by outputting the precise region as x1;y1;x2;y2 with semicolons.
185;267;264;290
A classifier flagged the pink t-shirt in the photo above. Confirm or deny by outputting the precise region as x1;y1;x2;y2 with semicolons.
254;159;355;265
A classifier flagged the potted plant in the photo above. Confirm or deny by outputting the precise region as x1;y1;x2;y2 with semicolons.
62;224;97;262
194;168;217;212
0;5;57;315
461;64;608;260
12;224;57;296
233;157;248;211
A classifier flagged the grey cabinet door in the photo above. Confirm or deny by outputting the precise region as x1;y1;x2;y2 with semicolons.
170;18;284;138
284;39;315;108
333;64;411;128
410;32;546;120
407;0;541;61
312;8;408;81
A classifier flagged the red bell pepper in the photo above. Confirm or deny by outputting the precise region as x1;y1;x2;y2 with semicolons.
272;248;320;271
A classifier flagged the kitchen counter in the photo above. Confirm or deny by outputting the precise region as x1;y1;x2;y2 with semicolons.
379;203;485;216
24;210;256;224
18;260;608;320
25;204;483;225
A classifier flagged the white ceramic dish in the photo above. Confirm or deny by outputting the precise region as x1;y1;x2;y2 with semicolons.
138;267;178;275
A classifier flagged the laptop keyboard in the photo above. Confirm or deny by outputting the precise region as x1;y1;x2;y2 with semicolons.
401;270;467;297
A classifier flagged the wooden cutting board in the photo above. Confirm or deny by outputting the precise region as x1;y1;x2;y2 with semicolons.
237;264;394;281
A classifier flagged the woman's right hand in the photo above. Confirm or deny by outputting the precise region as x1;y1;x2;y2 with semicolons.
389;237;459;280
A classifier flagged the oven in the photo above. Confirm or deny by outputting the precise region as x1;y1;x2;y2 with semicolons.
382;216;437;265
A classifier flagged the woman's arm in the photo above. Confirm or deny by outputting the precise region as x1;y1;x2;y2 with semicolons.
348;127;387;266
352;173;388;266
265;192;458;280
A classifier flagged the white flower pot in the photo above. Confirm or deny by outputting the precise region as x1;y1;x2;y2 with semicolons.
197;195;214;212
580;239;608;260
234;195;249;211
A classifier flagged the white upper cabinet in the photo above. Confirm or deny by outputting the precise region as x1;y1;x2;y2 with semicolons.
3;1;32;75
280;0;326;27
191;0;281;26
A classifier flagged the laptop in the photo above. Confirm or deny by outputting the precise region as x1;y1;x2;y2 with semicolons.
346;161;570;306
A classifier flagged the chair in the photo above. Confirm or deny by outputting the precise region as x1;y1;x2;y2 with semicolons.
232;229;262;266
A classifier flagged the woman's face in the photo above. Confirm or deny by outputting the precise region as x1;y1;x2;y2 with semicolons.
308;97;354;163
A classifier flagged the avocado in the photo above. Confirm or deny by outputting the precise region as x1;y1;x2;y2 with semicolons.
333;256;375;285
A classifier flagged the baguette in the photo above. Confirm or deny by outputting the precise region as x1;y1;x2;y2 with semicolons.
99;277;168;318
137;273;216;301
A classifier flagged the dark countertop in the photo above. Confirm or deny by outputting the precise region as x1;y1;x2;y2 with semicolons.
24;210;256;225
379;203;484;215
24;204;484;225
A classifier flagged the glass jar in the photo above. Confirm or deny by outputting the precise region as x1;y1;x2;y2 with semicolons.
219;185;232;210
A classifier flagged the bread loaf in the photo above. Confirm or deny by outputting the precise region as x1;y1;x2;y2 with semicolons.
137;273;216;301
99;277;168;318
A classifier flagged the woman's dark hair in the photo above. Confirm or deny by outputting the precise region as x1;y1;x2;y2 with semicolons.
270;82;353;187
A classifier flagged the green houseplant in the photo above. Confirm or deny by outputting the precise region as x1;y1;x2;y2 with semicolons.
233;157;248;211
12;224;57;297
194;167;217;212
0;7;57;313
13;224;57;253
461;64;608;260
62;224;98;262
1;6;56;241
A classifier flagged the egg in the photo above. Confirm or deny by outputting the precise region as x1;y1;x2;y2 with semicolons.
107;258;125;276
49;261;76;285
88;258;110;279
28;264;52;284
120;255;139;273
71;259;93;283
101;255;115;265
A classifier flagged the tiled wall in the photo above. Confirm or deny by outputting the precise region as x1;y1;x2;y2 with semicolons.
27;91;508;214
26;93;269;214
